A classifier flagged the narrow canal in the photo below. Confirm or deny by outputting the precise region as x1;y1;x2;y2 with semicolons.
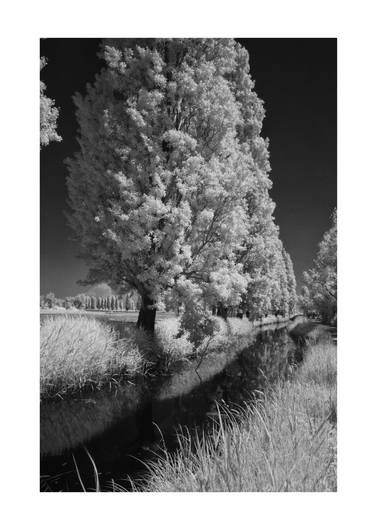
40;318;323;492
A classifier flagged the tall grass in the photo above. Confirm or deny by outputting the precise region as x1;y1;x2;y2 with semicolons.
132;342;337;492
40;315;221;399
40;316;145;398
40;313;290;399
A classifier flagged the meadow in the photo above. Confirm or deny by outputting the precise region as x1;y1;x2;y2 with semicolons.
130;341;337;492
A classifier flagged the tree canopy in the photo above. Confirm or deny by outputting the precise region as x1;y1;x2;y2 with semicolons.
40;57;61;147
300;209;337;324
67;39;297;331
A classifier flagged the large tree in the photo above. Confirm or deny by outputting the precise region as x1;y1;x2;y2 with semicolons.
40;57;61;147
300;209;337;324
67;39;280;332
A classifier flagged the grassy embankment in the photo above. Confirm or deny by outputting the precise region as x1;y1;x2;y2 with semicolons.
131;340;337;492
40;313;304;399
40;314;259;398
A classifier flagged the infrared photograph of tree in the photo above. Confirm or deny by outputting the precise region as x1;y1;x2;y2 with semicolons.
40;38;337;492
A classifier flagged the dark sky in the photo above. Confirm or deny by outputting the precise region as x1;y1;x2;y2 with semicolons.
40;38;336;298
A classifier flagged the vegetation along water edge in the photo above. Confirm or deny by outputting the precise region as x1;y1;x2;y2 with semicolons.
40;313;306;399
128;340;337;492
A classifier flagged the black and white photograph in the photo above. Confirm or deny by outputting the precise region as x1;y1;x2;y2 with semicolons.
2;0;375;527
39;37;337;492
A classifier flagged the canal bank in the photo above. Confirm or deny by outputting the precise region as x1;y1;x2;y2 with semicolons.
40;317;332;491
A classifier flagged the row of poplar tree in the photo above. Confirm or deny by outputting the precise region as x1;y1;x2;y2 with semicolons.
42;38;299;332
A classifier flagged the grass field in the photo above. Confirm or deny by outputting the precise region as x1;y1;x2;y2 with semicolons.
131;341;337;492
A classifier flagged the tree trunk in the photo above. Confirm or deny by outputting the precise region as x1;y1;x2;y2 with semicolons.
217;302;228;320
136;295;156;334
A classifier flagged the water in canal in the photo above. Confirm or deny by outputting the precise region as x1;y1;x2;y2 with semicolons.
40;320;306;492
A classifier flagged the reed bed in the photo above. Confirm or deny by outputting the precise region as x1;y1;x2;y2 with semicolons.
40;316;145;398
132;342;337;492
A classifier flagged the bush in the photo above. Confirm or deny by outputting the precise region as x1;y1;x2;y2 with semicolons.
40;316;145;398
179;302;220;353
226;317;252;336
154;318;194;371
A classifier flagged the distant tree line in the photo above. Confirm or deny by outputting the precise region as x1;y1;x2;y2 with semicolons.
40;291;141;311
